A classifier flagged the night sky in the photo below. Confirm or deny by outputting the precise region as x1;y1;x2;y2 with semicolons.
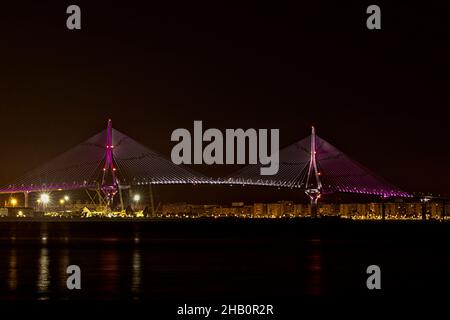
0;1;449;201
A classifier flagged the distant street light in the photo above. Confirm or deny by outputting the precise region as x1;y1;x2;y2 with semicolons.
133;194;141;211
10;198;18;207
64;195;70;201
59;199;65;205
40;193;50;205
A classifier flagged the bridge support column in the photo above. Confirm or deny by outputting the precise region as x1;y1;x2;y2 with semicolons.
306;189;321;218
381;202;386;220
305;127;322;219
24;192;29;208
100;119;119;212
119;186;125;211
309;196;319;218
421;202;427;220
148;184;155;218
129;188;133;208
442;200;446;221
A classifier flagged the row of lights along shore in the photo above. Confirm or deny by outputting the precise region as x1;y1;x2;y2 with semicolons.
7;193;141;207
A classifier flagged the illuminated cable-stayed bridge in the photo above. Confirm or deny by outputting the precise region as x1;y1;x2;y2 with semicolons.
224;126;410;216
0;120;410;213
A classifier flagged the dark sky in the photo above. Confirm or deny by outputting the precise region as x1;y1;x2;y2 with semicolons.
0;1;449;200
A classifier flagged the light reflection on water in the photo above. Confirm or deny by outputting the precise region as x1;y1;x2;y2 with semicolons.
306;239;322;296
132;249;141;298
8;248;17;291
59;249;70;290
37;248;50;299
1;236;147;300
0;227;328;300
100;249;120;294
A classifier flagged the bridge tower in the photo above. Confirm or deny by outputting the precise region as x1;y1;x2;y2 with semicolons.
101;119;119;208
305;126;322;218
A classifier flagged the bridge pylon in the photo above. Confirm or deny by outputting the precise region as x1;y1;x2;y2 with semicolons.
101;119;119;209
305;126;322;218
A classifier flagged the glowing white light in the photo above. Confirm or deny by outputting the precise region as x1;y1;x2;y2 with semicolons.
133;194;141;202
40;193;50;204
64;195;70;201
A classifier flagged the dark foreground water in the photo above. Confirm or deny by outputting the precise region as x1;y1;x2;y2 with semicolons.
0;219;449;302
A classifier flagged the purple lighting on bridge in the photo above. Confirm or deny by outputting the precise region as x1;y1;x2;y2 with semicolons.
0;122;410;199
101;119;119;203
227;128;410;199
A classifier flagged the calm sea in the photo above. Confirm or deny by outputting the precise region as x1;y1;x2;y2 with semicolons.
0;219;449;301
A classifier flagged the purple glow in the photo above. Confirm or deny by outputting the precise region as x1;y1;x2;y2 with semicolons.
101;119;118;201
0;124;412;199
0;182;97;194
227;129;412;198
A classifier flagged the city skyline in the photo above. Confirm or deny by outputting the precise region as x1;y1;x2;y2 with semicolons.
2;199;446;219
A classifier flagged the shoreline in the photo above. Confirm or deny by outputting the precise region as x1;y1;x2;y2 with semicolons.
0;216;447;223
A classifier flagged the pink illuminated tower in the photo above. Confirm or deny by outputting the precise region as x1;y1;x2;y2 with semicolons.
101;119;119;207
305;126;322;218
